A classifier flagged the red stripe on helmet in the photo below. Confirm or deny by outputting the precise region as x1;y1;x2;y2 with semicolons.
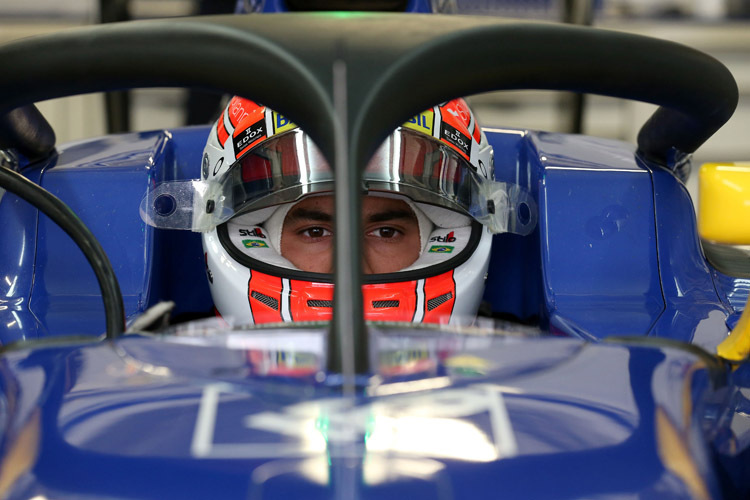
422;270;456;324
228;96;252;127
363;281;419;322
247;270;455;325
216;117;229;147
289;279;334;322
248;272;283;323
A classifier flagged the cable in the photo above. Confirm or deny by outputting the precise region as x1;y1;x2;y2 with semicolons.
0;165;125;338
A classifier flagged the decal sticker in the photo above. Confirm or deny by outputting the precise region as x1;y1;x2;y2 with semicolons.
242;239;268;248
403;109;435;136
440;121;471;159
477;158;488;178
444;100;470;123
239;228;266;238
430;231;456;243
273;112;296;135
428;245;454;253
212;157;224;177
233;119;267;158
228;97;250;126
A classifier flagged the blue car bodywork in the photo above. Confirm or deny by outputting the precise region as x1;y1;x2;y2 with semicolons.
0;10;749;500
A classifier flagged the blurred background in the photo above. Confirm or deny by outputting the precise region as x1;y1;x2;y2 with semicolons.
2;0;749;200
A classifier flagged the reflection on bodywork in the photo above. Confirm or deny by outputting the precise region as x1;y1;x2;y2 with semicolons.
192;383;516;464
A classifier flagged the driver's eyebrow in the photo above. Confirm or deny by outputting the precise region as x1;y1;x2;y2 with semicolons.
285;207;332;223
366;209;415;224
286;207;414;224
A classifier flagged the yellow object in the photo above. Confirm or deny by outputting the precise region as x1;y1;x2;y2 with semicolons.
698;162;750;245
655;407;710;500
717;304;750;362
403;109;435;136
444;354;490;376
700;162;750;361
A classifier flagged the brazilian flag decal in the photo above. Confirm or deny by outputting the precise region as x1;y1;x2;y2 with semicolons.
243;239;268;248
428;245;453;253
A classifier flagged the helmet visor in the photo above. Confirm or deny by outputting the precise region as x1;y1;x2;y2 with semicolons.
140;128;536;235
223;127;485;218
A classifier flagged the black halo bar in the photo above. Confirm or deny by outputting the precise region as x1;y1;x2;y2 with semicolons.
0;105;56;160
330;54;367;381
0;14;738;374
0;166;125;338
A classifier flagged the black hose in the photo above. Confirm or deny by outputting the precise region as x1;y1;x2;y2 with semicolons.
0;166;125;338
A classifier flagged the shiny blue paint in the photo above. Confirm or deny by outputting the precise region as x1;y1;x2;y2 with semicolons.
28;132;169;336
483;128;542;322
712;271;750;315
484;128;733;348
647;166;731;349
0;160;51;342
4;124;749;498
4;128;213;340
711;270;749;330
536;132;664;339
11;125;734;346
146;126;213;320
0;332;727;499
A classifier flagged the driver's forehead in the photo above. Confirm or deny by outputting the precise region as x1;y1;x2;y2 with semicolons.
287;196;414;217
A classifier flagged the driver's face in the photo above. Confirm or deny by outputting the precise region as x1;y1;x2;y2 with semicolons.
280;196;421;274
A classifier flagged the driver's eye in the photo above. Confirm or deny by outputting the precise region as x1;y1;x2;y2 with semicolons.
302;227;330;238
370;227;399;238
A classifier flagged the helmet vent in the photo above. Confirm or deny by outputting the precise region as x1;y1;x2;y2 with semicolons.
251;291;279;310
427;292;453;311
307;299;333;308
372;300;400;308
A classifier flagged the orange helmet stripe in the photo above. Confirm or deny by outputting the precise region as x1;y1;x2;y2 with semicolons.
246;270;457;325
422;270;456;324
248;271;283;323
216;116;229;147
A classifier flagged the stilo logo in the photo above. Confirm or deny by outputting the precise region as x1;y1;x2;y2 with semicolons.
239;228;266;238
430;231;456;243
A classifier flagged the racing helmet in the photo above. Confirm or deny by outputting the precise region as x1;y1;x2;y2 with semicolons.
199;96;519;325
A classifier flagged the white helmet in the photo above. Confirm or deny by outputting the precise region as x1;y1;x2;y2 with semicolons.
193;97;534;325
